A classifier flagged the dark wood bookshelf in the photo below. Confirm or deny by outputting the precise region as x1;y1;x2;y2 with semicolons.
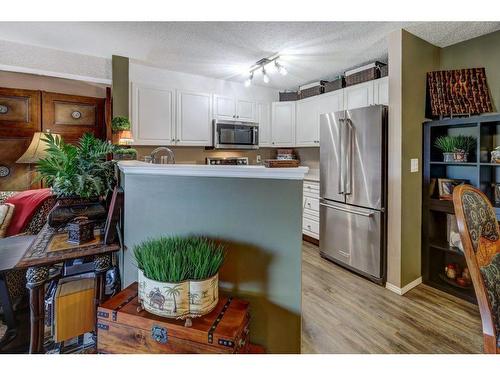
422;113;500;304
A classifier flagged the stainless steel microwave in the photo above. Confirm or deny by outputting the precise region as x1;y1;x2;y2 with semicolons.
212;120;259;149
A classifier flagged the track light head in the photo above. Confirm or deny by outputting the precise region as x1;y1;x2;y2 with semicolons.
262;67;270;84
244;72;253;87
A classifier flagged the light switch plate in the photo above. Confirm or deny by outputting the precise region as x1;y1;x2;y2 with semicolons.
256;155;261;164
410;158;419;173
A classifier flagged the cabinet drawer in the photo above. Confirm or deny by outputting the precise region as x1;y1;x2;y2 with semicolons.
303;196;319;212
303;181;319;197
303;217;319;235
304;208;319;220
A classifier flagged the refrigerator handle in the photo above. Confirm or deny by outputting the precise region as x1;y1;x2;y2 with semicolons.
319;201;373;217
344;118;353;196
338;118;344;195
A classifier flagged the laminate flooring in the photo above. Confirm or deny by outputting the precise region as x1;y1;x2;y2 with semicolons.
301;241;483;353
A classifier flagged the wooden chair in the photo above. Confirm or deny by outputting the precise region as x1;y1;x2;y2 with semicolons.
453;185;500;354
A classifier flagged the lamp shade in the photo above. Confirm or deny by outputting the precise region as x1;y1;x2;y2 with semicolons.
16;132;61;164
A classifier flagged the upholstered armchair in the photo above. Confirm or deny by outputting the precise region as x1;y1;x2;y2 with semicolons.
453;185;500;354
0;191;56;303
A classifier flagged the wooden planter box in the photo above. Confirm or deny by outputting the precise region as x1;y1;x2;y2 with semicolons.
97;282;251;354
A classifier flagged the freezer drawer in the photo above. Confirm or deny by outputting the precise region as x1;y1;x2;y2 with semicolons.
319;200;382;278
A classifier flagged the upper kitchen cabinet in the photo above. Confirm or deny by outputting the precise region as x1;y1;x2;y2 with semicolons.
343;80;374;110
271;101;296;147
176;90;212;146
131;83;175;145
373;77;389;105
295;96;320;147
213;95;256;121
257;102;271;147
236;99;256;122
318;90;344;115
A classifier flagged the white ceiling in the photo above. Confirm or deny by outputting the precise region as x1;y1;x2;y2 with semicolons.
0;21;499;90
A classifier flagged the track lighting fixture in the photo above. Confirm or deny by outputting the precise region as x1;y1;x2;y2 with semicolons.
244;55;287;87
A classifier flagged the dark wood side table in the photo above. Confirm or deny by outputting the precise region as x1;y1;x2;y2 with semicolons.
0;236;36;348
14;224;120;353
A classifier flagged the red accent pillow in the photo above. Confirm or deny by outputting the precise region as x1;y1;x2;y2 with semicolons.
5;188;53;236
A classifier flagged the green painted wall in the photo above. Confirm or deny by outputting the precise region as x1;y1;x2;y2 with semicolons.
440;30;500;112
112;55;129;117
400;30;441;286
121;174;303;353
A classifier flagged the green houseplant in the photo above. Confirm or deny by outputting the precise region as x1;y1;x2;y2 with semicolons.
111;116;131;133
134;236;225;320
37;133;117;199
113;147;137;161
434;135;476;163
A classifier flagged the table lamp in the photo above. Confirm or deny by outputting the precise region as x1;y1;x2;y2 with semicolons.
16;131;61;188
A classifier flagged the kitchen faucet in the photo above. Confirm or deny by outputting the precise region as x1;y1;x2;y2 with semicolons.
149;147;176;164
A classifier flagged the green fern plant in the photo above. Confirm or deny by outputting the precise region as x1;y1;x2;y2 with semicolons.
434;135;476;153
36;133;117;198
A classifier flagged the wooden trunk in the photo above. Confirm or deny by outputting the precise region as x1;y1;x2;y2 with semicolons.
97;282;251;354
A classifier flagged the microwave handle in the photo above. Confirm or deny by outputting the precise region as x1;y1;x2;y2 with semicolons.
253;126;259;145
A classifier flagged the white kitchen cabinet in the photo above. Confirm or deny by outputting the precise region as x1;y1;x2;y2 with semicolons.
302;179;320;240
176;90;212;146
295;96;320;147
318;90;344;115
131;83;175;146
214;95;255;121
374;77;389;105
237;99;256;121
257;102;271;146
213;95;236;121
344;80;374;110
271;101;296;147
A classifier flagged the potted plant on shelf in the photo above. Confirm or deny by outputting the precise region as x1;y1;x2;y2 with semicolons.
134;236;225;325
113;147;137;161
111;116;131;145
37;133;117;211
434;135;476;163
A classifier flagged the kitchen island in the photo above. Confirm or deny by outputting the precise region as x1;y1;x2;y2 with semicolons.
118;161;308;353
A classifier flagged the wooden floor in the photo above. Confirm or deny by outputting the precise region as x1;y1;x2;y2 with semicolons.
301;241;483;353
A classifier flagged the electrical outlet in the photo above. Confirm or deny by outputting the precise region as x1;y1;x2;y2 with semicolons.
410;158;419;173
256;155;261;164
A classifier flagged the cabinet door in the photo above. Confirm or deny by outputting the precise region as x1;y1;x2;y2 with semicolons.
318;90;344;115
236;99;255;121
213;95;236;121
295;97;320;147
257;102;271;146
271;101;295;147
373;77;389;105
0;87;41;138
42;91;105;143
176;90;212;146
131;83;174;145
344;81;374;110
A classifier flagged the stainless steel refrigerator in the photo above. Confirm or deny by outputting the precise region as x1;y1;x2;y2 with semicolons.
319;105;388;284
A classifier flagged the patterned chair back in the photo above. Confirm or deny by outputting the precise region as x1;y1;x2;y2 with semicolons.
453;185;500;354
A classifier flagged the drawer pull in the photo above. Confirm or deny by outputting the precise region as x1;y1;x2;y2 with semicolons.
0;104;8;114
71;110;82;119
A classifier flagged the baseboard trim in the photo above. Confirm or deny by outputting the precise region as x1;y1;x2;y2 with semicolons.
386;277;422;295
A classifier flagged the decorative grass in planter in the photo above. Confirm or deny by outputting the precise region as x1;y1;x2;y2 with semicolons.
134;236;225;322
434;135;476;163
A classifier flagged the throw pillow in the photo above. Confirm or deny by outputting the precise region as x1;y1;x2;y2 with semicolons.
0;203;15;238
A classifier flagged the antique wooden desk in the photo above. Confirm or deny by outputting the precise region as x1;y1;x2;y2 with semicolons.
14;224;120;353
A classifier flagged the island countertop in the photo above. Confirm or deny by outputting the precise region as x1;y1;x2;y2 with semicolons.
118;160;309;180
